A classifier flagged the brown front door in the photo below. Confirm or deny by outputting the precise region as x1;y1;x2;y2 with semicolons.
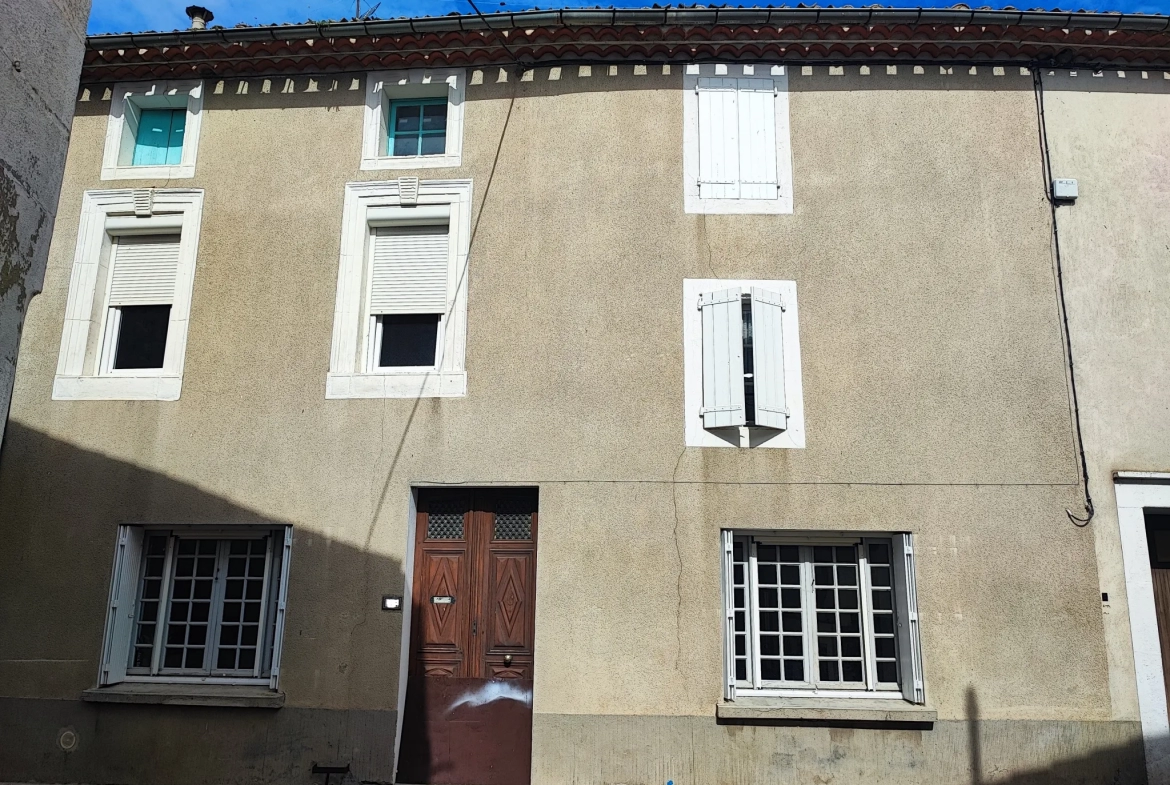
398;488;538;785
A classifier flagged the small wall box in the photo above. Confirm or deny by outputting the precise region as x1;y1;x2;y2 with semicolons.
1052;178;1078;202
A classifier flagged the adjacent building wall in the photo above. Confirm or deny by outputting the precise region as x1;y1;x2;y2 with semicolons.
0;65;1143;784
0;0;91;446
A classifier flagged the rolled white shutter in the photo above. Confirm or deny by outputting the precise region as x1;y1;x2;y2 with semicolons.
749;287;788;431
370;226;450;314
100;525;144;685
892;533;926;704
697;77;740;200
737;78;778;200
700;287;746;429
268;526;293;689
721;529;737;702
108;235;181;306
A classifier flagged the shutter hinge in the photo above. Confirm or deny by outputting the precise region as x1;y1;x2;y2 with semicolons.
701;406;740;414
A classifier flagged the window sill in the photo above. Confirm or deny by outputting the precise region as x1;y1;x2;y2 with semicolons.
717;696;935;727
360;154;461;170
325;371;466;399
82;683;284;709
53;374;182;401
101;164;196;180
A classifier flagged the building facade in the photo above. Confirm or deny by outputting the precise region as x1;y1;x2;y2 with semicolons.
1;8;1168;785
0;0;91;444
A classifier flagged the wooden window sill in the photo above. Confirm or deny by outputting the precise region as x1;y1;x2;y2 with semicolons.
717;696;935;727
82;683;284;709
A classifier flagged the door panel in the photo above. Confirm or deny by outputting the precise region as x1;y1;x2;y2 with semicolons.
399;489;538;785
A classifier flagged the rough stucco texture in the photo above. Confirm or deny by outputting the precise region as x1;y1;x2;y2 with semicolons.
0;0;90;445
0;66;1135;783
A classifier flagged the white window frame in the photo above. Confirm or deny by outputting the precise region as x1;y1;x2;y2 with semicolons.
99;525;292;689
722;530;925;704
1114;473;1170;785
53;189;204;401
361;69;465;171
683;63;793;215
326;179;472;398
101;80;204;181
684;278;804;448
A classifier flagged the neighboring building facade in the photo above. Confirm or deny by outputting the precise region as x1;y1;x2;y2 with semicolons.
0;0;91;445
0;8;1168;785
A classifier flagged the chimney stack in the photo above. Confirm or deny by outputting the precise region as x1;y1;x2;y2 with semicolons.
185;5;214;30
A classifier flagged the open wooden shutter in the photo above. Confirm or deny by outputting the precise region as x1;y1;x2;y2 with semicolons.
108;235;180;306
268;526;293;690
100;525;144;685
700;287;746;429
721;529;737;701
892;533;925;704
736;79;778;200
370;226;450;314
696;77;740;200
749;287;788;431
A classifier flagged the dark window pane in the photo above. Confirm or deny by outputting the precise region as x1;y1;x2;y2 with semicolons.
813;546;834;563
875;637;896;659
735;660;746;680
420;133;446;156
196;558;215;577
246;580;263;600
241;625;258;646
840;613;861;634
734;588;744;608
780;565;800;585
188;625;206;646
758;588;778;609
842;637;862;658
819;661;839;681
392;135;418;156
198;540;217;555
421;103;447;131
164;648;182;668
817;636;838;657
193;580;212;600
222;602;241;623
780;588;801;609
838;589;858;610
239;649;256;670
816;589;835;609
761;659;782;680
228;558;245;577
759;611;779;632
871;566;891;587
873;614;894;635
184;648;203;668
782;636;803;656
732;541;744;560
814;565;834;585
191;602;209;623
393;104;422;133
816;612;836;633
225;580;243;600
217;649;235;670
784;660;804;681
877;661;898;683
756;544;778;562
177;540;196;555
778;545;799;562
379;314;440;367
136;623;155;644
782;612;802;632
837;565;857;586
757;564;776;585
835;546;856;563
868;543;891;564
113;305;170;369
872;590;893;611
734;611;746;632
760;635;780;656
735;636;745;656
842;661;863;682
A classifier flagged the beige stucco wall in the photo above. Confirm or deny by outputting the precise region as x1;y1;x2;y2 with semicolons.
0;65;1138;783
1042;72;1170;728
0;0;90;446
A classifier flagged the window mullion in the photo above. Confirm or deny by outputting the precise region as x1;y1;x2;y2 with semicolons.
149;535;177;675
747;538;762;690
204;540;230;676
800;545;817;689
859;545;876;692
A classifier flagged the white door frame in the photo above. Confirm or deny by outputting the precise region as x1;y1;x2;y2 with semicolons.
1115;472;1170;783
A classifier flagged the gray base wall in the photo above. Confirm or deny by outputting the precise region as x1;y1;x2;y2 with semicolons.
0;698;397;785
532;714;1146;785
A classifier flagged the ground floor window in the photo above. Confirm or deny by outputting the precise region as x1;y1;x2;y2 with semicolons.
99;525;292;688
722;531;924;703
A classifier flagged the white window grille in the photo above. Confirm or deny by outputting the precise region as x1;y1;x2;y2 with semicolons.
722;531;924;703
99;526;292;688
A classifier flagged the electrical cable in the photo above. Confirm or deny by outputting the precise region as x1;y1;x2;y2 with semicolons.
1032;65;1095;528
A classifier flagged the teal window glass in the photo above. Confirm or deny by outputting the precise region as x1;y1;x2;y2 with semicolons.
388;99;447;157
132;108;186;166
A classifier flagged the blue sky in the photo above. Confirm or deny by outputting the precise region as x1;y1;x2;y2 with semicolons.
89;0;1170;35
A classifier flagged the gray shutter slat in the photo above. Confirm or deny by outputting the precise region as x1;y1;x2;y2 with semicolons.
100;525;144;685
108;235;181;306
370;226;450;314
892;533;926;704
750;287;788;431
700;287;746;428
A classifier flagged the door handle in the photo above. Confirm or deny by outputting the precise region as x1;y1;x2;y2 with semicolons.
503;654;513;666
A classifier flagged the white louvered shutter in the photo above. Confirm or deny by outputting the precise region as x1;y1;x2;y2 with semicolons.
108;235;180;306
268;526;293;689
697;77;740;200
736;79;778;200
749;287;788;431
721;529;737;702
100;525;144;685
700;287;746;429
370;226;450;314
892;533;926;705
267;528;292;687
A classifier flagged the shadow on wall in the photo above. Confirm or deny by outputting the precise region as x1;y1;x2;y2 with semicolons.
966;686;1148;785
0;422;407;785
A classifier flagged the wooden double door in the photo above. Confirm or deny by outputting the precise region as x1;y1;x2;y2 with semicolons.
398;488;538;785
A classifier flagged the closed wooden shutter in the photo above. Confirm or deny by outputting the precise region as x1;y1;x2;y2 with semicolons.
108;235;181;306
892;533;925;704
697;77;740;200
736;79;778;200
721;529;738;701
370;226;450;314
100;525;144;685
700;287;746;428
749;287;788;431
268;526;293;690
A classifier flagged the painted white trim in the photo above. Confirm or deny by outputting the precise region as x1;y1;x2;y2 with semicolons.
1115;478;1170;785
683;279;805;448
1117;472;1170;483
683;64;793;215
101;80;203;181
53;189;204;401
393;489;419;782
361;69;465;171
326;179;472;399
